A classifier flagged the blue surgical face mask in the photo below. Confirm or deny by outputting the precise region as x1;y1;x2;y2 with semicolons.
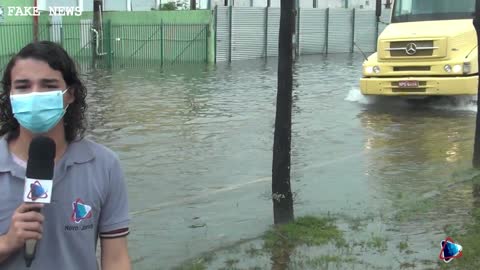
10;89;69;134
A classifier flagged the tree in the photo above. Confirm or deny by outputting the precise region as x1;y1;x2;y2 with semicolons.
385;0;392;9
272;0;295;225
92;0;102;61
159;2;177;10
33;0;39;41
473;0;480;168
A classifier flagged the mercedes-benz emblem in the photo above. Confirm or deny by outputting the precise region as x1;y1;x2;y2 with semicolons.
405;43;417;55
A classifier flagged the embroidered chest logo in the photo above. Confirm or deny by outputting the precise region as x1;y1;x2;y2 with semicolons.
71;198;92;224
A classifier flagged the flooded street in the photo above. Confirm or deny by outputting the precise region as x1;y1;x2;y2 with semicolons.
82;54;479;269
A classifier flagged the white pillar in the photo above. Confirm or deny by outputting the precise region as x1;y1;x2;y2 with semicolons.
127;0;132;11
78;0;84;11
37;0;47;11
155;0;160;9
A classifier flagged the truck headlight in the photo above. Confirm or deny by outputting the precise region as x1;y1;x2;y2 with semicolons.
453;64;462;73
444;64;452;73
373;66;381;74
365;66;374;74
464;62;471;74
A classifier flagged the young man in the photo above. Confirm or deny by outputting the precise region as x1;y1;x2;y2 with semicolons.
0;41;131;269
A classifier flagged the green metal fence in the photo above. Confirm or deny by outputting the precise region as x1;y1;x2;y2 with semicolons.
111;23;209;68
0;21;210;72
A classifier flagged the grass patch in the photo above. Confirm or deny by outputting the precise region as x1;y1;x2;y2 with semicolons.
394;198;436;223
398;239;409;253
172;254;215;270
437;188;480;270
172;259;207;270
306;255;357;267
349;218;364;231
366;233;388;253
399;262;416;269
344;216;371;232
224;258;239;267
438;205;480;269
262;216;345;251
244;245;263;257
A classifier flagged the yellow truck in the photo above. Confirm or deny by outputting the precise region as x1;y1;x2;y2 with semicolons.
360;0;478;98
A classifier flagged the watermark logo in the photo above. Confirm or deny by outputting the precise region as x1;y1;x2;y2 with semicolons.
439;237;463;263
4;0;83;17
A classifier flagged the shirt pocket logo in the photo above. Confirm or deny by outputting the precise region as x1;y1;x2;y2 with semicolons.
71;198;93;224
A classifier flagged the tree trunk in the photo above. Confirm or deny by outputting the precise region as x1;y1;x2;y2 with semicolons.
270;242;293;270
473;0;480;168
92;0;102;61
272;0;295;225
385;0;392;9
33;0;38;42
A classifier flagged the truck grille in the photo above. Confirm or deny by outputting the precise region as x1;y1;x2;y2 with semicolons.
387;41;436;57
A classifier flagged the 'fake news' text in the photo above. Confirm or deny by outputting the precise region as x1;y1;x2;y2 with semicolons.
7;7;82;17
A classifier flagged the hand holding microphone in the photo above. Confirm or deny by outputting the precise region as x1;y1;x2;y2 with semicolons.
3;203;44;252
21;136;56;267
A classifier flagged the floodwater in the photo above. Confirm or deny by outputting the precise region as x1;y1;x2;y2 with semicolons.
81;54;480;269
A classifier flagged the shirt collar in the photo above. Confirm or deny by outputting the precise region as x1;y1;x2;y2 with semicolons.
0;135;17;173
63;137;95;165
0;135;95;174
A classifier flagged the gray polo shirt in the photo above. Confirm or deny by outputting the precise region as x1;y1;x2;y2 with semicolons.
0;135;130;270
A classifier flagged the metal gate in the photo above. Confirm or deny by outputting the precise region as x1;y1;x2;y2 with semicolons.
0;21;210;72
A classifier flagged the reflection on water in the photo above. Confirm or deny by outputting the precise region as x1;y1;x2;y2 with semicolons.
79;53;480;269
359;104;475;198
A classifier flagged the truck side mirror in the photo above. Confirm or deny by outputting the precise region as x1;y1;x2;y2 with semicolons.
376;0;382;17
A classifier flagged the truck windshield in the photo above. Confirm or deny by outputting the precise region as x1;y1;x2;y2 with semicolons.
392;0;474;23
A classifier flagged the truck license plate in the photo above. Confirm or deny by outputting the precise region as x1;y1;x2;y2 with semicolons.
398;81;419;88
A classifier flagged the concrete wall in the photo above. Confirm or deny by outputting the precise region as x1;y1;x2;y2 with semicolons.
59;10;211;24
104;10;212;24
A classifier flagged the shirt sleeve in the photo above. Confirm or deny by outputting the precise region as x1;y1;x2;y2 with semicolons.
99;153;131;239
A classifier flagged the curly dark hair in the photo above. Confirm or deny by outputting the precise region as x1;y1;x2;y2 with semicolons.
0;41;87;143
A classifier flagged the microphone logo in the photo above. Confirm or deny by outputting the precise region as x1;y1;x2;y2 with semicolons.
26;181;48;201
23;178;53;204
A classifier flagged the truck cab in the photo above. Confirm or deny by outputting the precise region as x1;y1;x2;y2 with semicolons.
360;0;478;98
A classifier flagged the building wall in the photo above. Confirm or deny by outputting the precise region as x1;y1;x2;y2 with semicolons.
38;0;210;10
4;0;385;11
35;0;153;11
211;0;387;9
